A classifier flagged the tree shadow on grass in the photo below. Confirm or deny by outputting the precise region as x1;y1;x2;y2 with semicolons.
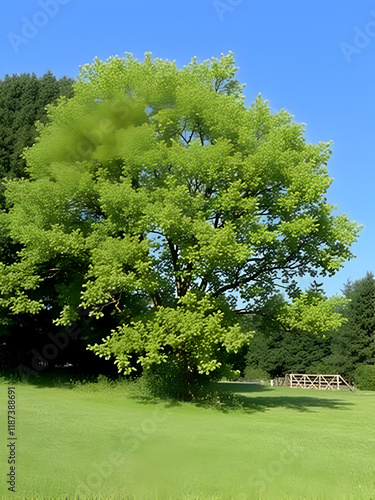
197;382;355;414
2;372;355;415
121;381;355;414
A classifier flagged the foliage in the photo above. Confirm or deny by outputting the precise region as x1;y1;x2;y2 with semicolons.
244;272;375;381
245;327;333;378
244;291;345;377
129;366;204;401
0;72;75;370
277;291;347;335
243;365;270;382
328;272;375;379
354;364;375;391
304;360;340;375
0;52;361;385
67;373;121;391
89;292;249;396
0;71;74;201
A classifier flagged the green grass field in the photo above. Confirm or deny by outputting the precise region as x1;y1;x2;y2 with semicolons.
1;377;375;500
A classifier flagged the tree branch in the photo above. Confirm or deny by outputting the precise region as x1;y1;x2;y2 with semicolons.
211;251;302;298
179;131;189;145
199;277;208;292
151;290;162;307
235;308;291;332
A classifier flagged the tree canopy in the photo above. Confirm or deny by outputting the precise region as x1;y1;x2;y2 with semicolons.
0;53;361;386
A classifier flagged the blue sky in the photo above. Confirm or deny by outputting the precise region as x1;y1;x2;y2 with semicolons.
1;0;374;297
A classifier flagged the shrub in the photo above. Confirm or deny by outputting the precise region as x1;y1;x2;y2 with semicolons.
139;358;211;401
243;365;270;382
354;364;375;391
194;389;245;412
67;373;120;392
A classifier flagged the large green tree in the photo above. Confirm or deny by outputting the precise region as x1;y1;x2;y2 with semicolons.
0;53;361;387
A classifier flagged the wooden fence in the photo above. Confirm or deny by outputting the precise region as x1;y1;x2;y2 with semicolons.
285;373;353;391
270;377;286;386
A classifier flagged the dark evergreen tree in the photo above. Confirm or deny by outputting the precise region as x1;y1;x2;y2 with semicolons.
245;317;332;378
328;272;375;379
243;292;333;377
0;72;74;198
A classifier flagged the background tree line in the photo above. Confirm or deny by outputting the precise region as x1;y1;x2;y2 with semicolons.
243;272;375;385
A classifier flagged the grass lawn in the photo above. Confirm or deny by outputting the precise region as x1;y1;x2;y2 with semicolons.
1;377;375;499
